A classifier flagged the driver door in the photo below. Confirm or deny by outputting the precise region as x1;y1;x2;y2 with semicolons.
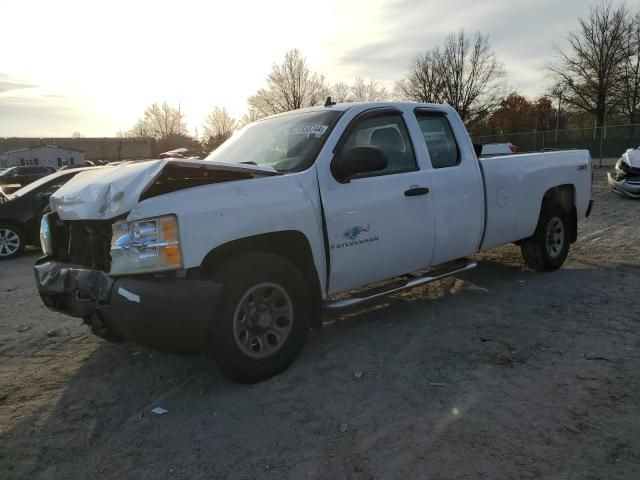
318;108;436;294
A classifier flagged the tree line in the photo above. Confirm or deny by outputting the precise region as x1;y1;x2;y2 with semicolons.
124;0;639;154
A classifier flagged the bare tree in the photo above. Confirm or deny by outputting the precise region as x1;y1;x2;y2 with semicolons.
331;82;352;103
129;118;154;138
395;48;441;103
551;2;632;128
350;77;389;102
116;129;132;138
437;31;505;126
396;32;504;126
202;107;237;152
130;102;188;141
238;108;266;128
248;49;329;116
615;12;640;125
395;51;443;103
203;107;237;140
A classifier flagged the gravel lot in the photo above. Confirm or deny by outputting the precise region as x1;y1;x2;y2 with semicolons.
1;168;639;480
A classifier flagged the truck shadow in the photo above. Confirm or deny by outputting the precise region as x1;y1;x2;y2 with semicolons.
2;257;630;479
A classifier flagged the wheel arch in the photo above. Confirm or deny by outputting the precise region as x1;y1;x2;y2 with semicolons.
541;184;577;244
198;231;324;328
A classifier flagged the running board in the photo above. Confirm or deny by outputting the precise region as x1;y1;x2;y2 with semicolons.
323;259;477;311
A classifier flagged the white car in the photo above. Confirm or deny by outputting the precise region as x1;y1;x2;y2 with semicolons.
608;147;640;198
480;142;516;156
35;102;594;382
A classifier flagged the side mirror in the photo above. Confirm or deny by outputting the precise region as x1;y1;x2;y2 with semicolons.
333;147;388;182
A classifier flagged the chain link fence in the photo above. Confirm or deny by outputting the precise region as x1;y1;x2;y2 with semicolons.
473;124;640;166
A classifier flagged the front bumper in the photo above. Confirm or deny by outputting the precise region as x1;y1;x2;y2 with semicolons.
608;172;640;199
34;258;221;353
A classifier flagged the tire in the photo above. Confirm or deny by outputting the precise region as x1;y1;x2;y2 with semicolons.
520;202;570;271
207;253;311;383
0;223;25;260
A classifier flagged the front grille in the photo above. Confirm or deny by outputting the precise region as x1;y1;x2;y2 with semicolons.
49;214;113;272
67;221;113;271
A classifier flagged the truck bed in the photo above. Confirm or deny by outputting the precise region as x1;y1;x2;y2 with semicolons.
478;150;592;250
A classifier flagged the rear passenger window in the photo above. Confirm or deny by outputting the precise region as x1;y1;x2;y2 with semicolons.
415;112;460;169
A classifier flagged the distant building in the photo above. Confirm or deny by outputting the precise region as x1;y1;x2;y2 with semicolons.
0;137;153;162
3;144;86;168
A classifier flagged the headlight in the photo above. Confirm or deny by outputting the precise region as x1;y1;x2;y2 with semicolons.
110;214;182;275
40;213;52;255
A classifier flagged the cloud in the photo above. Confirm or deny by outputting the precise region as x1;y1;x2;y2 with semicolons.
0;94;93;137
0;73;36;93
336;0;589;96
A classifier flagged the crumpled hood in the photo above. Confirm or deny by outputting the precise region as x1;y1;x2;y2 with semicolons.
622;148;640;168
50;159;278;220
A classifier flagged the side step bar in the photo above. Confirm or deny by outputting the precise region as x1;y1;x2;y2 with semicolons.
324;258;477;311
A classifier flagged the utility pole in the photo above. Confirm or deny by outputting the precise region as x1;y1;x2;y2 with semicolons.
599;94;607;168
555;92;562;142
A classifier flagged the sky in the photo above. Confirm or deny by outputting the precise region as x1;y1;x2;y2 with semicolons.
0;0;600;137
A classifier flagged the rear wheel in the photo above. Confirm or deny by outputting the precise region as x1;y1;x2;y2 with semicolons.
520;203;570;271
0;223;25;259
207;253;311;383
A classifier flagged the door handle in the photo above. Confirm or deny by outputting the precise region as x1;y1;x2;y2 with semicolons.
404;187;430;196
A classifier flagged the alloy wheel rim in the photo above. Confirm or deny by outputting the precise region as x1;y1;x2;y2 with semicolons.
0;228;20;257
545;217;564;258
232;282;294;359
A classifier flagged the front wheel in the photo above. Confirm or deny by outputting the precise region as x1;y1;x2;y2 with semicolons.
207;253;311;383
520;203;570;271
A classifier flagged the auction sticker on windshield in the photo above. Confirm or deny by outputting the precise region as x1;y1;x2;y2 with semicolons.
292;125;329;136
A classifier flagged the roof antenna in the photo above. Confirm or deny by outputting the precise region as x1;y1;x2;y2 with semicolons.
324;96;336;107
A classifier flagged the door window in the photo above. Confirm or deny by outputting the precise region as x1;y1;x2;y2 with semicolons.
415;112;460;169
339;113;417;177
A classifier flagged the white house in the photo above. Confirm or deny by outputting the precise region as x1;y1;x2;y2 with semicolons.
4;144;86;168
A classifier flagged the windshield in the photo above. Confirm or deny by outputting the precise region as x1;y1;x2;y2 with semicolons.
0;167;16;177
7;171;71;200
204;110;341;172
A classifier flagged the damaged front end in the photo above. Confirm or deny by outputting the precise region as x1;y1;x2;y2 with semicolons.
33;159;273;352
49;159;279;220
608;150;640;199
35;211;222;352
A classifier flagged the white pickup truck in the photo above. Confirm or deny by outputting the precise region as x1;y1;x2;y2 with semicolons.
35;102;593;382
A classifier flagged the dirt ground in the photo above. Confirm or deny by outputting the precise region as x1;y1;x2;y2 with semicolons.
1;168;639;480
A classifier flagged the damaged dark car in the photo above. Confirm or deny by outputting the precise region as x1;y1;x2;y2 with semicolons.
0;167;96;259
